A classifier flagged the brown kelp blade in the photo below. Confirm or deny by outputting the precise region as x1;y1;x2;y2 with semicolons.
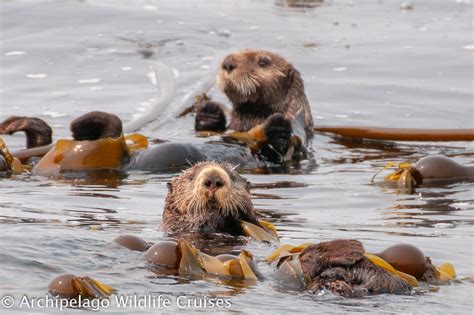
224;123;266;151
238;250;260;281
314;126;474;142
0;137;24;173
274;257;308;290
436;263;457;283
397;168;417;192
223;259;244;278
371;161;412;183
198;252;232;277
257;220;280;240
71;277;116;299
176;239;260;281
365;253;418;287
265;243;311;263
34;136;130;173
240;220;279;243
177;239;205;277
125;133;149;151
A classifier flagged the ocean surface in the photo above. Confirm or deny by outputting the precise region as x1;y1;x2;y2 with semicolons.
0;0;473;313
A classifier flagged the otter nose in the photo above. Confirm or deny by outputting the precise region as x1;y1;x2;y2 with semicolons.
203;174;224;191
222;56;237;73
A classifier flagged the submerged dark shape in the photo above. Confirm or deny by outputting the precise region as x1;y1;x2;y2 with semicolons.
299;240;412;297
194;49;314;163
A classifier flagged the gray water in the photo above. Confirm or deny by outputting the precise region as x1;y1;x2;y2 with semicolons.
0;0;473;313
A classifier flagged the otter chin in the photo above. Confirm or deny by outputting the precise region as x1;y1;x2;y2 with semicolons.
161;162;260;235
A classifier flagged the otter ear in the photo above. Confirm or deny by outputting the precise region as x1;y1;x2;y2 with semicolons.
167;182;173;193
246;180;251;191
286;68;294;83
287;67;301;85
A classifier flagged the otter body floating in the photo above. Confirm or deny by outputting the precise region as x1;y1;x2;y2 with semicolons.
314;125;474;142
192;49;314;164
266;240;456;297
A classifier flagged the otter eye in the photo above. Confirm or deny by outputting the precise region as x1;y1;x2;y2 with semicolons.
258;57;271;67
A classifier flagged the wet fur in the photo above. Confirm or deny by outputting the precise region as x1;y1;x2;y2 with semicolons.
217;49;314;136
161;162;259;235
70;111;123;141
299;240;412;297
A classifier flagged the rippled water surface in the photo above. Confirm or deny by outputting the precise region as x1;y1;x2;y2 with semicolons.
1;0;473;313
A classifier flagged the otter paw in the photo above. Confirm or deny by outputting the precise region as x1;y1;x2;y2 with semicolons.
0;116;52;148
262;113;292;158
70;111;123;141
195;101;227;132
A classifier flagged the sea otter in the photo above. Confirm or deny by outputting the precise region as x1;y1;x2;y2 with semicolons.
298;240;412;297
161;161;276;238
194;49;314;163
0;112;206;174
268;239;457;297
1;107;281;174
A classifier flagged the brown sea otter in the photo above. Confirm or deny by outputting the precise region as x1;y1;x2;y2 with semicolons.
1;106;284;173
0;112;206;174
268;239;456;297
161;161;278;240
298;240;412;297
194;49;314;163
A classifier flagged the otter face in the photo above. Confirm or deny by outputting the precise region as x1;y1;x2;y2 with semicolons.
218;49;293;108
169;162;252;218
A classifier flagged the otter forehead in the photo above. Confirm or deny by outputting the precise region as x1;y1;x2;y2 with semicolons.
222;49;288;66
182;161;237;181
219;49;289;77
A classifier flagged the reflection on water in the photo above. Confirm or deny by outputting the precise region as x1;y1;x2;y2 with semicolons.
381;186;474;229
275;0;324;9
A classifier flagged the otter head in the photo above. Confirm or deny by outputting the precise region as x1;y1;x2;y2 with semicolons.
169;162;252;219
218;49;298;113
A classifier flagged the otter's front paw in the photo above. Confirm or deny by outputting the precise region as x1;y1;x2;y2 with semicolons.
195;101;227;132
262;113;292;159
0;116;52;148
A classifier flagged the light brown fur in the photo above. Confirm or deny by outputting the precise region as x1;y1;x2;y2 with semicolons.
299;240;413;297
161;162;259;235
218;49;314;135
